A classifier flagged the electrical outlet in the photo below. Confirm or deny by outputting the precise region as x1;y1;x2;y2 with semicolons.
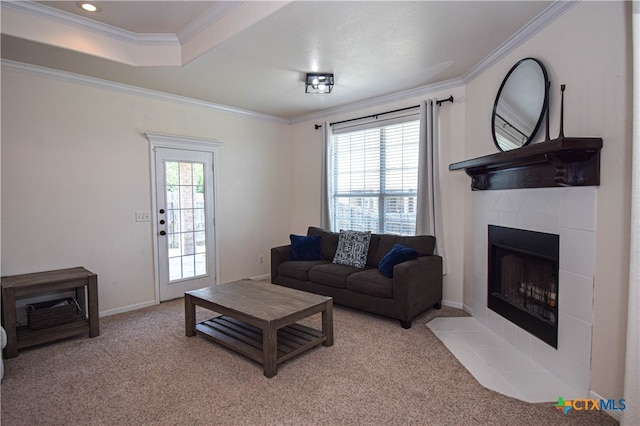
258;255;264;264
135;211;151;222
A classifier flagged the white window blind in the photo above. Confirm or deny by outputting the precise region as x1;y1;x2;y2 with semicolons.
330;119;420;235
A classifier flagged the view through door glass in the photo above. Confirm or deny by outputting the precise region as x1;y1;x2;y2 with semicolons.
165;161;207;280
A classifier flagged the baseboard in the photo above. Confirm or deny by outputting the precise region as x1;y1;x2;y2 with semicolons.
99;300;157;317
250;273;271;282
588;390;623;422
100;275;271;317
463;304;474;316
441;299;464;310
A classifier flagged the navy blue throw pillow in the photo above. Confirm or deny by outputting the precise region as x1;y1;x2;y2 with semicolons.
290;234;323;261
378;244;420;278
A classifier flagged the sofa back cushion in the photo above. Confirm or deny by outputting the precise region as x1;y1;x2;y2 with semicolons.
373;234;436;265
366;234;381;268
307;226;436;266
307;227;339;261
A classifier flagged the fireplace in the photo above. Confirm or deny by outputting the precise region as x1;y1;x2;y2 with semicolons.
488;225;559;348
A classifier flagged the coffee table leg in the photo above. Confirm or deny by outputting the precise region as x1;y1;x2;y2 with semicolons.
185;294;195;337
263;323;278;378
322;299;334;347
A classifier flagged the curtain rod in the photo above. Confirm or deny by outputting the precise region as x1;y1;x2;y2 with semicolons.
315;95;454;129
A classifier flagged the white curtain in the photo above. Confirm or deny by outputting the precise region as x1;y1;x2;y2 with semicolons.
321;121;332;231
416;100;447;273
622;2;640;425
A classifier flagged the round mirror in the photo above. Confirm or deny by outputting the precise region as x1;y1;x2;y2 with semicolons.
492;58;548;151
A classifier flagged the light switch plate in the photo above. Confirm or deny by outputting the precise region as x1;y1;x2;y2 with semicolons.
135;211;151;222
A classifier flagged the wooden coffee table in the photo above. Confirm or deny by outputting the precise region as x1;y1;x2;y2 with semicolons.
185;280;333;378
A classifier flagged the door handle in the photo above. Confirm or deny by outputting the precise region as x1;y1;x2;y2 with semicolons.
159;231;166;236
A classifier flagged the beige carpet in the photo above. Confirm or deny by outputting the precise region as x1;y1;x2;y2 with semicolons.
1;299;616;425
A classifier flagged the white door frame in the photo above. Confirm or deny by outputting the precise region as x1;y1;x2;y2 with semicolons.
146;132;222;304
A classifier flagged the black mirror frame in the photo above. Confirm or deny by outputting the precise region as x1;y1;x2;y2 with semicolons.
491;57;549;152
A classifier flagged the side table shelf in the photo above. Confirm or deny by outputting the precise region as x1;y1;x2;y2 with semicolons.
1;267;99;358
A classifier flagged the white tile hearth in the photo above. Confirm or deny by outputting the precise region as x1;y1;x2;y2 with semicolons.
427;317;586;403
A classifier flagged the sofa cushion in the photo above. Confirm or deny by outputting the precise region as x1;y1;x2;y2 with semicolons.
346;269;393;299
374;234;436;265
397;235;436;256
366;234;381;268
278;260;329;281
333;230;371;268
307;227;340;261
290;234;323;260
306;227;436;266
378;244;420;278
308;263;359;289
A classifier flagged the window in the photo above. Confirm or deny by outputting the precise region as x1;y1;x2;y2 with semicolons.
329;119;419;236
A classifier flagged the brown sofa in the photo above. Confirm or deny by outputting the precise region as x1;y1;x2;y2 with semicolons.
271;226;443;328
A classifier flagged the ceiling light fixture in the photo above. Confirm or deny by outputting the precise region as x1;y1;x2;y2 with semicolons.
76;2;101;12
305;73;334;94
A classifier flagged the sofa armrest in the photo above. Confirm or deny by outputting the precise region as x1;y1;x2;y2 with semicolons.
392;255;443;319
270;245;291;283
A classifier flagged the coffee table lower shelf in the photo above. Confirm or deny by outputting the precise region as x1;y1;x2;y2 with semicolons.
195;315;326;368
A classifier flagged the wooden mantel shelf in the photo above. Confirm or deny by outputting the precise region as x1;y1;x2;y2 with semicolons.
449;137;602;191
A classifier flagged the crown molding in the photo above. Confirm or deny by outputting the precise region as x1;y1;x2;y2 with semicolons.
177;1;243;43
2;57;459;127
290;77;464;124
463;0;579;83
1;59;289;124
2;1;274;47
1;0;580;126
1;1;179;45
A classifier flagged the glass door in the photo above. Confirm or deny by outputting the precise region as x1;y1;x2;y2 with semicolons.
155;148;216;301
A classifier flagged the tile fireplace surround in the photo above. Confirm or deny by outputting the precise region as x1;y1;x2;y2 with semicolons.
436;187;596;401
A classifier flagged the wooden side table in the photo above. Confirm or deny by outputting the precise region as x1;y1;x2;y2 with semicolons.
1;267;99;358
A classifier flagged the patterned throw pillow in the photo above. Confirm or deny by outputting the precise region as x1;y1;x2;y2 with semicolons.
332;230;372;269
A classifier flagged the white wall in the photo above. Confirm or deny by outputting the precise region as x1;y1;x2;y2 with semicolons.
463;1;632;400
1;70;291;314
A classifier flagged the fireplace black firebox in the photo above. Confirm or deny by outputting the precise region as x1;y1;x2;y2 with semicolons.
488;225;559;348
